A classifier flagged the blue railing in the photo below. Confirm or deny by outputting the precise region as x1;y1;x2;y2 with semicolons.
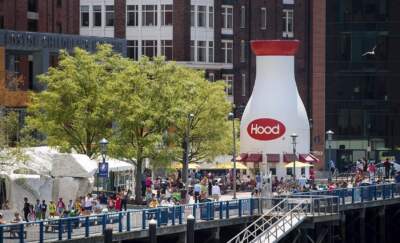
0;183;398;242
296;183;400;206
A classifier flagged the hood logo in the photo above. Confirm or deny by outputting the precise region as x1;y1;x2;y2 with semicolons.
247;118;286;141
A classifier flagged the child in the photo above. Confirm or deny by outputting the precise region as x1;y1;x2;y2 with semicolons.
48;201;56;218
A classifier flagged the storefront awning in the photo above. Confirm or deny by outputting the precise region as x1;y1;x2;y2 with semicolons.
283;153;298;163
235;153;248;162
299;154;320;163
266;154;280;163
246;153;262;163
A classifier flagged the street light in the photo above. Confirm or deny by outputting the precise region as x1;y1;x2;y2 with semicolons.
290;133;298;181
98;138;109;193
228;112;237;199
183;113;194;191
326;130;334;182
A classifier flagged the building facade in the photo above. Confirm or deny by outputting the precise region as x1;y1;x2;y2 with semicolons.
326;0;400;170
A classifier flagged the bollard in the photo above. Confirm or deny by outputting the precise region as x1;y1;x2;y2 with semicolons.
187;215;195;243
104;226;113;243
149;219;157;243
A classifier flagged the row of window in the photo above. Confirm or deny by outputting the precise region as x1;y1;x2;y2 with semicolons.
127;40;173;60
190;5;214;28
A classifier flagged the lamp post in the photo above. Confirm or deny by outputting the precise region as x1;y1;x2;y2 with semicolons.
99;138;109;193
228;112;237;199
183;113;194;191
326;130;334;182
290;133;298;181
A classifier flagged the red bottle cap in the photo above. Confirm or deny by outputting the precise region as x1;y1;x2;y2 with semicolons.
251;40;299;56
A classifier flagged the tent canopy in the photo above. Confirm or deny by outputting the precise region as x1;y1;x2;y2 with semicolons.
199;162;248;170
171;162;199;170
284;161;312;168
104;158;135;172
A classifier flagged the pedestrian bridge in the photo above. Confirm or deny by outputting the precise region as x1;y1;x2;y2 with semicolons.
0;183;399;243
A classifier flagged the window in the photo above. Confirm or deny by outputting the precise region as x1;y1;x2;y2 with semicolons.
240;40;247;62
283;0;295;4
197;41;206;62
93;5;102;27
282;9;294;38
161;40;173;60
28;0;38;12
105;5;114;27
208;41;214;62
56;22;62;33
222;40;233;63
80;6;89;27
127;40;139;60
270;168;277;176
241;73;246;96
208;73;215;82
222;74;234;96
197;6;206;27
27;19;38;31
190;5;195;27
161;5;173;26
142;5;157;26
209;6;214;28
142;40;157;58
222;6;233;29
240;6;246;28
190;41;195;61
261;8;267;29
0;16;4;29
127;5;139;26
57;0;62;8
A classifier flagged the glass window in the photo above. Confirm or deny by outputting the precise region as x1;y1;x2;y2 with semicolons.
142;40;157;58
80;6;89;27
197;6;206;27
105;5;114;27
93;5;102;27
161;40;173;60
240;40;247;62
282;9;294;38
222;74;234;96
190;40;195;61
222;40;233;63
142;5;157;26
240;6;246;28
190;5;195;27
209;6;214;28
197;41;206;62
57;0;62;8
208;41;214;63
28;0;38;12
161;5;173;26
27;19;38;31
127;5;139;26
241;73;246;96
222;6;233;29
208;73;215;82
127;40;139;60
261;8;267;29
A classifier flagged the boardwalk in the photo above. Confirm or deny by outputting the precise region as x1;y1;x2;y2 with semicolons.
0;183;399;243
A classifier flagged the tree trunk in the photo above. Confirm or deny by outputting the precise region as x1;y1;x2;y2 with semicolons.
134;158;143;204
182;140;188;184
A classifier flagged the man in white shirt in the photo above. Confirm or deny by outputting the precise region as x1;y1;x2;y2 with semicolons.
211;182;221;201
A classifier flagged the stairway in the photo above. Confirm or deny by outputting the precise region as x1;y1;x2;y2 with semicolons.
227;198;308;243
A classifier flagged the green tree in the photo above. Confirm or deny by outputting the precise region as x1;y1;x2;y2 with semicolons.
26;45;120;158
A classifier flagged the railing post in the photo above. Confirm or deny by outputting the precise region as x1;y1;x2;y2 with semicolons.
19;224;24;243
67;218;72;240
126;211;131;231
39;221;44;243
142;210;146;229
391;184;395;198
0;226;3;243
85;216;89;237
374;185;377;200
118;212;123;232
250;198;254;216
178;206;183;225
238;200;243;217
172;207;176;225
226;201;230;219
192;204;196;219
219;201;223;219
351;188;355;203
58;219;62;241
102;214;107;233
361;187;364;203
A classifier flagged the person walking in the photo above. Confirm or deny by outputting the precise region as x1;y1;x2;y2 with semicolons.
34;199;42;220
384;158;391;179
48;201;56;218
367;162;376;182
211;182;221;201
193;180;201;203
121;189;128;211
41;200;47;219
56;198;66;216
23;197;30;222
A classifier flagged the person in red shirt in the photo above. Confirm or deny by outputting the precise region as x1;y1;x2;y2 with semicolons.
114;194;122;211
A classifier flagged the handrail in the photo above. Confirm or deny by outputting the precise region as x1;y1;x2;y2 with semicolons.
254;200;307;243
227;198;289;243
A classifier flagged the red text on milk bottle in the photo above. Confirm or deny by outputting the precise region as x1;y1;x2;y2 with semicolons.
247;118;286;141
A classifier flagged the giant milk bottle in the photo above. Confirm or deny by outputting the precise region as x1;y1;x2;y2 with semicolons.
240;40;310;169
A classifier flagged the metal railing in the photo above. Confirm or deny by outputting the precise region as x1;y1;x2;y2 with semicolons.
227;195;340;243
